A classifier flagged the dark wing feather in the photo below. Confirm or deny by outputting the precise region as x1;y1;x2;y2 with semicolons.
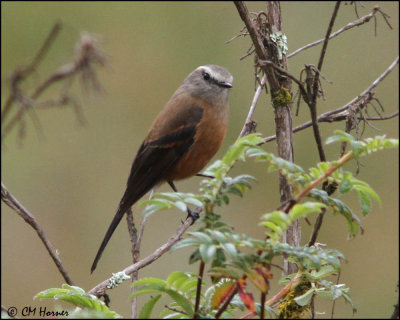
91;103;203;272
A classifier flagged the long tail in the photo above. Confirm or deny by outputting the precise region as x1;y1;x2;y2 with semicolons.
91;206;127;273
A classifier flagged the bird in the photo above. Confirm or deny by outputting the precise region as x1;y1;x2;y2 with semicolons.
91;64;233;273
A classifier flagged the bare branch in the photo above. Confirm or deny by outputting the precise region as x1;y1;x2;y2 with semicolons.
288;5;391;59
2;22;62;122
88;215;195;297
262;57;399;143
238;74;266;139
1;182;74;285
2;31;106;141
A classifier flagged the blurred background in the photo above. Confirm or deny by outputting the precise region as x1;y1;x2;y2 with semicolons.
2;2;398;318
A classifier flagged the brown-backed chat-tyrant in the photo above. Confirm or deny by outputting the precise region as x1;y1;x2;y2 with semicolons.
91;65;233;273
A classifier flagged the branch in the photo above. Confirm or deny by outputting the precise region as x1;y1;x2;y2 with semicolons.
88;215;195;297
2;30;106;141
125;209;139;318
1;22;62;122
234;1;280;90
1;182;74;285
309;1;341;162
238;75;266;139
262;57;399;143
287;5;391;59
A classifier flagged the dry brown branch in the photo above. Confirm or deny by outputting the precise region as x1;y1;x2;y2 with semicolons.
287;5;392;59
262;56;399;144
234;0;298;275
2;28;106;142
1;182;74;285
88;215;195;297
125;209;139;318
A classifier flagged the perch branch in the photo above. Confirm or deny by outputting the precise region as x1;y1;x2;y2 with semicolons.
1;182;74;285
89;215;195;297
287;5;391;59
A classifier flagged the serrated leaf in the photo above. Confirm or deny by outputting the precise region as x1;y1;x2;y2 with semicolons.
189;231;214;244
357;190;371;216
221;242;237;259
294;288;314;306
356;184;381;205
179;278;198;293
209;267;240;279
173;201;187;212
351;141;363;157
290;202;325;220
132;277;167;288
171;238;202;251
35;285;120;318
199;244;216;263
315;289;333;300
164;289;194;316
211;279;236;309
325;130;355;145
339;179;352;194
138;294;161;319
166;272;189;289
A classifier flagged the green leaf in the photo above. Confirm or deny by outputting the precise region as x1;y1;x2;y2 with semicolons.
167;272;189;289
132;277;167;288
209;267;241;279
174;201;187;212
138;294;161;319
220;242;237;259
294;288;314;306
189;231;214;244
290;202;325;220
356;184;381;205
35;285;120;318
171;238;202;251
200;244;216;263
338;179;352;194
325;130;355;145
351;141;364;157
164;289;194;316
357;190;371;216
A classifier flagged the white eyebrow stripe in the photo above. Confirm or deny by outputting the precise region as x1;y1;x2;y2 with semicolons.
197;66;221;81
197;66;233;82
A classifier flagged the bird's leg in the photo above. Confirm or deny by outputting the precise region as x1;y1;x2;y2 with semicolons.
167;181;199;222
196;173;215;179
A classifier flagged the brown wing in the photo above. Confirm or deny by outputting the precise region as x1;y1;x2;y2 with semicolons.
91;103;203;272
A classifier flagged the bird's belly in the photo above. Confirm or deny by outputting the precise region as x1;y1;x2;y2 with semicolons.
164;124;226;181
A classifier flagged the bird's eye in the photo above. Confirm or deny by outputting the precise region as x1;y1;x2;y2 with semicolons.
202;72;211;80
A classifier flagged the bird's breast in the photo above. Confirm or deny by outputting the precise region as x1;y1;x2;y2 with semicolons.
164;101;228;181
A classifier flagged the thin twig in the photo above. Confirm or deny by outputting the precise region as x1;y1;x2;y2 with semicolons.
2;31;105;141
238;74;267;139
2;22;62;122
262;57;399;144
331;271;341;318
308;1;341;163
126;208;139;319
287;6;388;59
194;261;205;317
88;215;196;297
1;182;74;285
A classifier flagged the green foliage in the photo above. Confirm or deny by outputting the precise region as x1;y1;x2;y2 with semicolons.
133;132;397;318
131;272;199;318
35;284;121;318
259;202;326;241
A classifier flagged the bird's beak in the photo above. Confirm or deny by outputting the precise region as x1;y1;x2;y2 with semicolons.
218;81;233;88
